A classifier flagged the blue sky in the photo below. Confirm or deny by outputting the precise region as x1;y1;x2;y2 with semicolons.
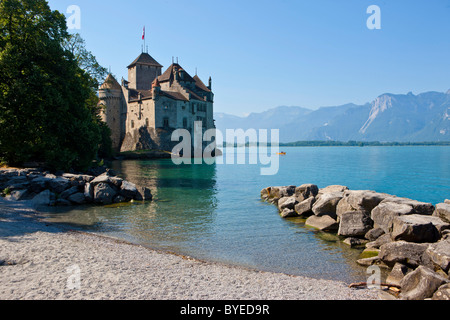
47;0;450;116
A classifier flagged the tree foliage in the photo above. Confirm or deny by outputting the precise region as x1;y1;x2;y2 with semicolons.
0;0;110;171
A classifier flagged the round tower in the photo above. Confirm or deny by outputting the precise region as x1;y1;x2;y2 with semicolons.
98;74;123;152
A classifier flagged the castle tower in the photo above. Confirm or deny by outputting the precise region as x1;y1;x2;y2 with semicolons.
98;74;123;152
127;52;163;90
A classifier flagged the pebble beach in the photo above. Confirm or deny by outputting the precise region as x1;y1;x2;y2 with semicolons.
0;198;379;300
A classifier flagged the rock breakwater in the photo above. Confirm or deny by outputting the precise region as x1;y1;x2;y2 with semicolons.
261;184;450;300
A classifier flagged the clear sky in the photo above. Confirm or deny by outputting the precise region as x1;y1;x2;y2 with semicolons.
47;0;450;116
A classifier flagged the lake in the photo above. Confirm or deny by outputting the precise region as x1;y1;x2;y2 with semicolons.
41;146;450;284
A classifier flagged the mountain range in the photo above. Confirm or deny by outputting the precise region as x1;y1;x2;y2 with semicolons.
214;90;450;143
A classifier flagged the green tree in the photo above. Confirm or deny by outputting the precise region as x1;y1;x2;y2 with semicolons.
0;0;109;171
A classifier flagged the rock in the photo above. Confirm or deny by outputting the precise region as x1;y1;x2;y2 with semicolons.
294;184;318;202
423;238;450;273
62;173;95;186
294;197;315;216
31;190;54;208
113;194;127;204
135;186;153;201
391;214;445;243
29;176;51;193
380;197;435;215
305;215;339;231
356;256;381;267
343;237;368;247
445;199;450;205
261;187;270;201
432;283;450;300
60;186;79;199
400;266;448;300
93;182;117;205
47;176;71;194
120;180;138;199
386;263;411;287
278;196;297;211
311;192;343;219
371;201;415;234
365;227;385;241
433;203;450;223
68;193;86;205
338;210;373;237
379;241;429;268
336;190;388;218
91;174;123;188
318;185;348;195
262;186;295;203
280;208;297;218
55;198;72;206
365;233;392;249
9;189;29;201
84;183;94;202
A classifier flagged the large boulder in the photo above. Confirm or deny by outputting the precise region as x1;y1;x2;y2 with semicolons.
371;201;415;234
68;192;86;205
400;266;448;300
278;196;297;212
91;174;123;188
120;180;138;199
311;192;343;219
365;233;392;249
380;197;434;215
135;186;153;201
433;203;450;224
305;215;339;231
60;186;79;200
423;238;450;273
93;182;117;205
338;210;373;237
379;241;429;268
47;176;71;194
263;186;296;203
294;184;318;202
336;190;388;218
391;214;448;243
31;189;55;208
84;183;94;202
62;173;94;187
294;197;315;216
318;185;348;195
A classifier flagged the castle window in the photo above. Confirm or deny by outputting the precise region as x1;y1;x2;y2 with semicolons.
163;117;169;128
164;105;169;110
183;117;187;128
145;118;149;127
131;120;135;128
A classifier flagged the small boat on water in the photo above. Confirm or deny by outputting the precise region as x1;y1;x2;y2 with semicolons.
277;152;286;155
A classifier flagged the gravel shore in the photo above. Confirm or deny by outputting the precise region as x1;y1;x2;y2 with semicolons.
0;198;379;300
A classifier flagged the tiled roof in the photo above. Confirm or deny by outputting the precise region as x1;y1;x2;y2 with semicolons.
193;75;211;93
158;63;196;83
100;74;122;90
127;52;163;68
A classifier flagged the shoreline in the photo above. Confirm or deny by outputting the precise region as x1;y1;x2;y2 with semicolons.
0;197;380;300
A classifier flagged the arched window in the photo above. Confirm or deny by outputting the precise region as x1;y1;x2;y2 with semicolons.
145;118;149;127
131;120;135;128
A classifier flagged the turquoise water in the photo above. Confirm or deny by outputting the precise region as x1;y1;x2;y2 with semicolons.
42;146;450;283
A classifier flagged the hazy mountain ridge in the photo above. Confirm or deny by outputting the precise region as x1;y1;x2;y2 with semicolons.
214;90;450;142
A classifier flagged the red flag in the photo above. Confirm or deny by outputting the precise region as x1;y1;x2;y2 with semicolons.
142;26;145;40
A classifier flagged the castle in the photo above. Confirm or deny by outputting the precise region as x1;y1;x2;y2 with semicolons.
98;51;215;154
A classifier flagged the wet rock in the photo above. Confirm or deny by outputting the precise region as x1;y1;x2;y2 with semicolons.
93;182;117;205
280;208;297;218
120;180;138;199
305;215;339;231
343;237;368;247
135;186;153;201
68;193;86;205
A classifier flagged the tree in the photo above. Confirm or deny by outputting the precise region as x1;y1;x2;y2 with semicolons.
0;0;109;171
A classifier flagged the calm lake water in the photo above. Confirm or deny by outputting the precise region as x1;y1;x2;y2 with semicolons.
41;146;450;283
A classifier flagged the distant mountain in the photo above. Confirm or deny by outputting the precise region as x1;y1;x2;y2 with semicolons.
214;90;450;143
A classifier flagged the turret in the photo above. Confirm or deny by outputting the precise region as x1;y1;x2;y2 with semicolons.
98;74;123;152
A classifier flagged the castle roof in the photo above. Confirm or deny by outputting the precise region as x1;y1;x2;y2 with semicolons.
127;52;163;69
100;74;122;90
193;75;211;93
158;63;196;83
